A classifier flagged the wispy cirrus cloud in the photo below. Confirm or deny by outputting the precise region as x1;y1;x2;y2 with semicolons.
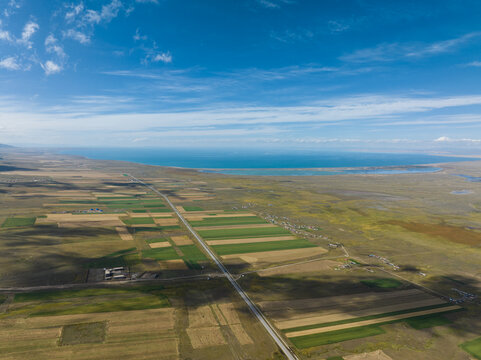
41;61;62;75
63;29;90;44
341;32;481;63
256;0;294;9
0;56;20;70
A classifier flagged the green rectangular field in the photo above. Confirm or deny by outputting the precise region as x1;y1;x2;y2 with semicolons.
189;216;267;227
179;245;208;269
121;217;155;225
1;217;36;228
289;325;385;349
197;226;291;240
211;239;317;255
142;247;180;260
460;337;481;359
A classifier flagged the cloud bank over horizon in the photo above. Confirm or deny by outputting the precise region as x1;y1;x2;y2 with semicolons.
1;0;481;153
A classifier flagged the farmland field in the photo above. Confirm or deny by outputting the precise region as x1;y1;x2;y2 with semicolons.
197;226;291;239
212;239;317;255
460;337;481;359
189;216;267;227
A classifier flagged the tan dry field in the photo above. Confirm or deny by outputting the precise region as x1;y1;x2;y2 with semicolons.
343;350;393;360
230;324;253;345
186;326;226;349
188;305;219;328
193;223;277;231
257;259;341;277
45;214;123;222
176;206;186;212
171;236;193;246
116;227;134;241
158;259;189;270
222;247;327;265
206;235;296;246
0;308;178;360
276;297;446;330
258;289;423;312
285;305;461;338
154;218;179;226
59;220;124;228
3;170;122;179
148;213;173;218
149;242;172;248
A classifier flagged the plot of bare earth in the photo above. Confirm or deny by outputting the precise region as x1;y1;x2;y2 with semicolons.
186;327;226;349
188;305;219;328
258;259;341;277
259;289;423;313
222;247;327;265
158;259;189;270
0;308;178;360
285;305;460;338
206;236;296;246
194;223;277;231
171;236;193;246
154;218;179;226
149;242;172;248
116;227;134;241
38;213;124;227
148;213;173;217
344;350;393;360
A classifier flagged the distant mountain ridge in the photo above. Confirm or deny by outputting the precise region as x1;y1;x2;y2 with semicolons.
0;144;14;148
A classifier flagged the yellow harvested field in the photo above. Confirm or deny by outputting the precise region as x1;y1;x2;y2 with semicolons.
158;259;188;270
207;236;296;246
276;298;446;330
344;350;393;360
45;213;122;222
188;305;218;328
148;213;173;217
230;324;253;345
258;259;341;277
149;241;172;249
259;289;423;312
0;308;178;360
176;206;186;212
217;303;241;324
154;218;179;226
116;227;134;241
223;247;327;265
285;305;461;338
171;236;193;246
186;326;226;349
59;220;124;228
194;223;277;231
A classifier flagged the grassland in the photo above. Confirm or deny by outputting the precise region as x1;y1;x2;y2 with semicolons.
121;217;155;225
290;325;385;348
142;247;180;260
460;337;481;359
183;206;204;211
59;321;107;345
360;278;403;289
2;217;36;228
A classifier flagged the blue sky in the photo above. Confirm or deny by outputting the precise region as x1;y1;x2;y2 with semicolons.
1;0;481;152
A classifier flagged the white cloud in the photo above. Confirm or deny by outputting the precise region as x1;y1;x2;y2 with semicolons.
434;136;481;143
466;61;481;67
65;2;84;22
0;30;12;42
63;29;90;44
0;56;20;70
133;28;147;41
435;136;450;142
257;0;294;9
135;0;159;3
341;32;481;63
152;52;172;63
19;21;39;48
41;61;62;75
99;0;123;23
45;34;66;58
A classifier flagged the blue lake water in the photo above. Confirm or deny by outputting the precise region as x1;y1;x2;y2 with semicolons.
59;148;473;176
